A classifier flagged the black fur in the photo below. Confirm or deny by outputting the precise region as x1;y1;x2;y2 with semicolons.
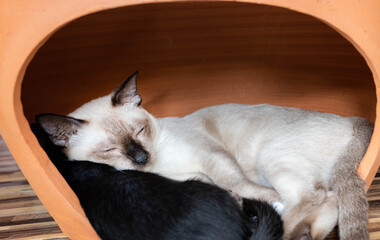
32;124;283;240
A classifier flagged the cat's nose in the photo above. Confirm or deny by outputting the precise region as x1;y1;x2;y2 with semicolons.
126;140;149;165
134;151;148;165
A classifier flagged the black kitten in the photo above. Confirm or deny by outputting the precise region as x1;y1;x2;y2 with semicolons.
32;124;283;240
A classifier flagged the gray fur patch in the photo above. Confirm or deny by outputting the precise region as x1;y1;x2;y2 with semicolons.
331;117;373;240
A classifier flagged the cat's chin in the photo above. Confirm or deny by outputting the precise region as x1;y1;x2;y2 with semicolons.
117;161;153;172
140;163;153;172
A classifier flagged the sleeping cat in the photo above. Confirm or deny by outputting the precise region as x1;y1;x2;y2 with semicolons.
37;71;372;240
32;124;284;240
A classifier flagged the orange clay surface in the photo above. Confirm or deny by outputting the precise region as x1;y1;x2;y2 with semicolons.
1;1;380;239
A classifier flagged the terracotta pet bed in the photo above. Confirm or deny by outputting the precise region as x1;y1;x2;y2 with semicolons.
0;1;379;239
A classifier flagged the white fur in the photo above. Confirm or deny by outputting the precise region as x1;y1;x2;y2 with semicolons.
64;97;360;239
152;104;352;191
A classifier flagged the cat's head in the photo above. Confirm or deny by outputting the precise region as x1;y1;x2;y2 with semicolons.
36;71;158;170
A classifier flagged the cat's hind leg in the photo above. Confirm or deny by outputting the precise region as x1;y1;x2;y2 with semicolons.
289;191;338;240
280;189;327;240
263;170;327;239
257;152;332;239
307;192;338;240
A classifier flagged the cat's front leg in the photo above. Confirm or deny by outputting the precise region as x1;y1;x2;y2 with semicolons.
202;150;281;203
227;178;281;203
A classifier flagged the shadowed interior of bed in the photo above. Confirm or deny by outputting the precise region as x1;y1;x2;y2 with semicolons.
21;2;376;124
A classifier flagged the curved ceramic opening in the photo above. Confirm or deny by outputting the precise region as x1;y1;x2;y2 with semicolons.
21;2;376;123
17;2;376;238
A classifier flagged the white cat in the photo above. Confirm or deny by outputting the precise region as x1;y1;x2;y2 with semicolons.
37;72;371;240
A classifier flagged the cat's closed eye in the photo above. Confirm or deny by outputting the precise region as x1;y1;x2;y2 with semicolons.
136;126;145;136
102;147;117;152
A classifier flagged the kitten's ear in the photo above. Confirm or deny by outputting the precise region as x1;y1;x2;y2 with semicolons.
36;114;87;147
111;71;142;106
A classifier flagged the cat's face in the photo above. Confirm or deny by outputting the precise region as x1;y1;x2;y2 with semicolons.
37;72;158;170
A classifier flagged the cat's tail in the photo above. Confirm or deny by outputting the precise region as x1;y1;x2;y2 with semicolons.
331;118;373;240
242;199;283;240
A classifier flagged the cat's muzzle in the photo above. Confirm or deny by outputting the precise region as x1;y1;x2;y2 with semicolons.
133;151;149;165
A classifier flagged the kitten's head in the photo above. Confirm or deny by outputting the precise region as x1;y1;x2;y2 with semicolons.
36;71;158;170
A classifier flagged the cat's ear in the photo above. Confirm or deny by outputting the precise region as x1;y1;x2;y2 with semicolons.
36;114;87;147
111;71;142;106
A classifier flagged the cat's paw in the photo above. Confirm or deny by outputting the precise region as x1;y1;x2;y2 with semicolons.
228;190;243;207
271;201;285;215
